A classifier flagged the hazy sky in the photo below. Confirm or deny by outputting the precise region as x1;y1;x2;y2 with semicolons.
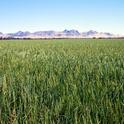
0;0;124;34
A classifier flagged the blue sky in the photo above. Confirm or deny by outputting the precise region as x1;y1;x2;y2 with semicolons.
0;0;124;34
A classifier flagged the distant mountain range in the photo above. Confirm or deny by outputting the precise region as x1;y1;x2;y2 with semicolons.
0;30;123;39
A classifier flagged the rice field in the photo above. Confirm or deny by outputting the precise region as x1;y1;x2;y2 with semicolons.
0;39;124;124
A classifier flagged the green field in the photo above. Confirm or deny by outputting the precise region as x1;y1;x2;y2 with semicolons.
0;39;124;124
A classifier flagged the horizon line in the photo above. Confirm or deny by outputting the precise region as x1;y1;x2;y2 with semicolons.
0;29;123;35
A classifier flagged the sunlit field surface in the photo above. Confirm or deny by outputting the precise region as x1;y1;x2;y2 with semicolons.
0;39;124;124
